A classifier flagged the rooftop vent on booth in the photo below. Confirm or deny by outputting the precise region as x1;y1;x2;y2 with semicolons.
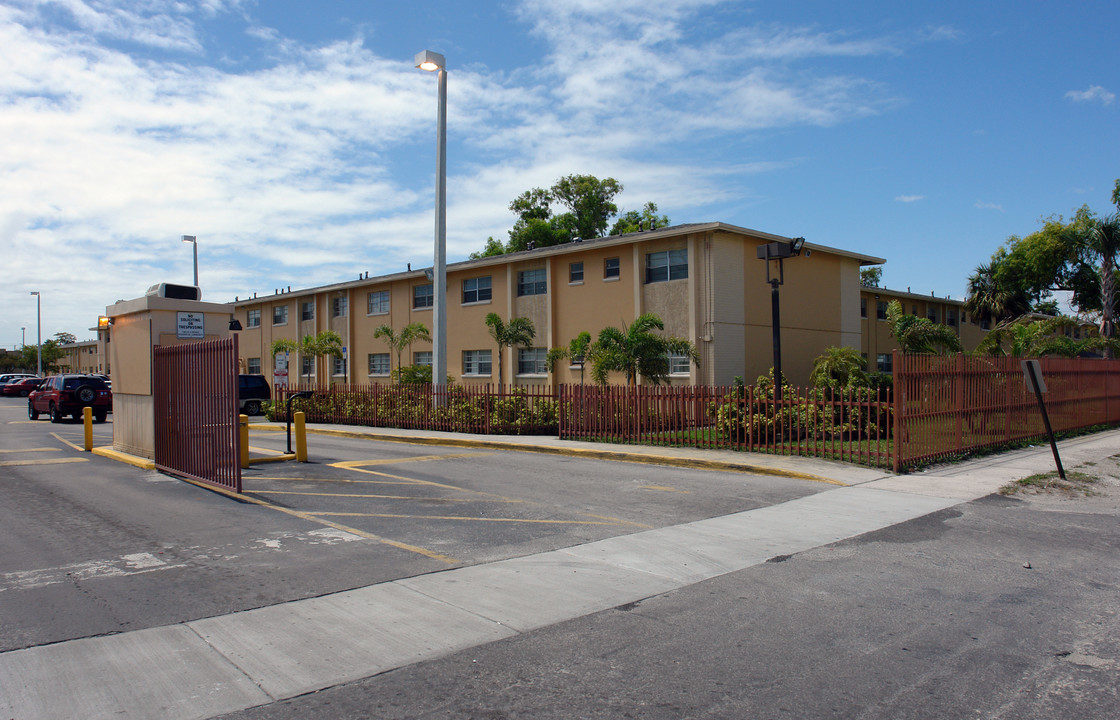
146;283;202;301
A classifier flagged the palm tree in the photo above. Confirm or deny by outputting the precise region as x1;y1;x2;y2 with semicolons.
886;301;962;355
1086;213;1120;356
299;330;344;383
963;261;1030;326
590;313;699;386
546;332;593;384
975;314;1120;358
373;322;431;377
485;313;536;388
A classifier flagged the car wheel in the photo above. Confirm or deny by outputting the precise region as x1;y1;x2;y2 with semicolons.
19;389;29;397
94;411;108;423
49;404;63;423
75;385;97;404
28;403;39;421
244;400;261;416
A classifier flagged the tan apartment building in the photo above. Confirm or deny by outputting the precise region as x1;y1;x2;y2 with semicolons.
58;325;111;375
859;286;989;373
229;222;883;389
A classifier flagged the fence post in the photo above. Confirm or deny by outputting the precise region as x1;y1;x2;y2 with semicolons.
955;352;965;454
892;351;901;473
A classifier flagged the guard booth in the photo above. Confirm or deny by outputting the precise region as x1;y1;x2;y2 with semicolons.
106;284;243;492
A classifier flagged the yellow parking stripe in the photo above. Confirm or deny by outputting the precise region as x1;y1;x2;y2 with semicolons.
0;448;60;454
333;452;492;467
244;490;475;502
0;458;89;467
312;512;630;526
328;462;529;503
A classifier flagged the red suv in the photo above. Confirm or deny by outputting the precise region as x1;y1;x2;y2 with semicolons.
29;374;113;423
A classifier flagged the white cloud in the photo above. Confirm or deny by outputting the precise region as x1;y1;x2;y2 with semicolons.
895;195;924;203
1065;85;1115;105
974;201;1004;212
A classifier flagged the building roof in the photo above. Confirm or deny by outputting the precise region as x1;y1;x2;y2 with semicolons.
861;285;963;306
230;221;887;308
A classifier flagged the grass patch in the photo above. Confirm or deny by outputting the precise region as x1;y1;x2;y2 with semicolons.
999;470;1099;496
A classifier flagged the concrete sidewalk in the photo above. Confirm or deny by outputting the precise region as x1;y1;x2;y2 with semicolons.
3;428;1116;720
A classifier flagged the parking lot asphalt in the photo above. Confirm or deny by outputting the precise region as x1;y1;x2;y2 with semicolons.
3;397;1120;719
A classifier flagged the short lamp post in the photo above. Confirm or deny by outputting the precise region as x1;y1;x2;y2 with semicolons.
182;235;198;286
756;237;805;401
29;291;41;376
415;49;448;395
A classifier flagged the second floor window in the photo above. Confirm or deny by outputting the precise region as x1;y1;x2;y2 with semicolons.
272;305;288;325
570;262;584;283
413;284;433;309
332;297;348;318
645;249;687;283
247;309;261;328
604;257;620;279
876;301;888;320
300;301;315;321
517;269;546;296
462;276;492;304
368;290;389;315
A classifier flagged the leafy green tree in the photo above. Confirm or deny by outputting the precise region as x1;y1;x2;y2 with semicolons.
468;237;507;260
1086;211;1120;355
859;267;882;287
973;316;1085;357
546;331;593;384
551;174;623;240
485;313;536;388
609;202;670;235
886;301;962;354
963;257;1031;326
589;313;699;386
373;322;431;377
809;346;868;390
54;331;77;345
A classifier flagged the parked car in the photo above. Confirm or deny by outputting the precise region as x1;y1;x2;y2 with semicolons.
238;374;271;416
2;377;44;397
0;373;38;386
28;374;113;423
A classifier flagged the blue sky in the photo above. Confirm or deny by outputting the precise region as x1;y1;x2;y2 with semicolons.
2;0;1117;348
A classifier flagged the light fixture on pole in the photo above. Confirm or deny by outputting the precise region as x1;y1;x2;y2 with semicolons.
182;235;198;286
415;50;447;391
755;237;805;401
29;291;41;376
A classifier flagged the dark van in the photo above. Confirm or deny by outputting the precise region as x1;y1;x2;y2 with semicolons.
238;374;271;415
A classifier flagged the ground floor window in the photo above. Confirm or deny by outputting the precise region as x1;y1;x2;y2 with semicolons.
414;351;432;366
462;349;492;376
668;352;690;375
368;353;390;376
517;348;547;375
333;357;347;376
877;353;892;373
247;357;261;375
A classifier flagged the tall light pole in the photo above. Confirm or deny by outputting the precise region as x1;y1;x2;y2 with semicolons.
29;291;41;375
21;327;25;347
415;50;447;390
755;237;805;401
182;235;198;286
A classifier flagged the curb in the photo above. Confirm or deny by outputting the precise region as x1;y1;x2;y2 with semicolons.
248;424;845;486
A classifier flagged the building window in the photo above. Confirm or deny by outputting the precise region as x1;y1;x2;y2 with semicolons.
876;301;888;320
980;319;991;331
413;284;433;309
331;296;348;318
414;351;432;366
368;353;390;376
927;307;939;323
569;262;584;283
517;348;547;375
860;298;867;318
300;301;315;321
247;309;261;328
247;357;261;375
911;305;918;316
604;257;620;279
301;356;315;376
332;356;346;376
645;249;688;283
462;349;492;376
668;352;691;375
947;310;958;327
272;305;288;325
517;269;547;296
462;276;492;304
368;290;389;315
877;353;893;373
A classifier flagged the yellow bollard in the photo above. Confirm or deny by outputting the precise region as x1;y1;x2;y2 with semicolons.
294;411;308;463
239;414;250;469
83;407;93;452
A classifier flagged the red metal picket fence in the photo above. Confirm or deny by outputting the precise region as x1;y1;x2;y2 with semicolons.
278;383;558;435
559;383;894;467
153;336;241;492
891;352;1120;471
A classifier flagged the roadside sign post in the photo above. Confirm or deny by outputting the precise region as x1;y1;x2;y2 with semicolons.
1022;359;1065;480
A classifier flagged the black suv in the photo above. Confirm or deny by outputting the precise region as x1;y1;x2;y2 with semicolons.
29;374;112;423
239;374;271;416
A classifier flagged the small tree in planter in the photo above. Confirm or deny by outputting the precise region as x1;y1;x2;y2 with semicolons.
485;313;536;389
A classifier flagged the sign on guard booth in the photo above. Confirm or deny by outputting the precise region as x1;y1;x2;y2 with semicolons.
104;283;237;460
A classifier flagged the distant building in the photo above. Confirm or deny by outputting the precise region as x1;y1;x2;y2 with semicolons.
858;286;988;374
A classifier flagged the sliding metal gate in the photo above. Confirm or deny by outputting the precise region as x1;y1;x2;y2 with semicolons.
153;336;241;492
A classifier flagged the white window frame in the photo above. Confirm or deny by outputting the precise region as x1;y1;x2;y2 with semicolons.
413;285;433;309
331;296;348;318
367;290;390;315
247;309;261;328
645;249;688;283
462;349;493;376
517;347;547;376
517;269;547;297
368;353;390;376
272;305;289;326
